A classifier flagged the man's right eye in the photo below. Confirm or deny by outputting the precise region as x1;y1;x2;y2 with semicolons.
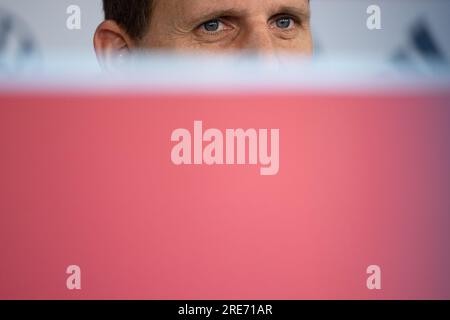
202;19;221;32
194;18;234;41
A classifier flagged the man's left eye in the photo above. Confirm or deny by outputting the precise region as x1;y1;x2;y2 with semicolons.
275;17;295;29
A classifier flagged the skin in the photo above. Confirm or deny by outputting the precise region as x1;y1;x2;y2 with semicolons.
94;0;312;66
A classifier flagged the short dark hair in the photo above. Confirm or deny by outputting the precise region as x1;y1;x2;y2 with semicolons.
103;0;153;39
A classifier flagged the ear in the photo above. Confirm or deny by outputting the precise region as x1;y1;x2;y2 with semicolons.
93;20;135;70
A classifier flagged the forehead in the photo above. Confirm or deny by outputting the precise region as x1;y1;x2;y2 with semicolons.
152;0;310;18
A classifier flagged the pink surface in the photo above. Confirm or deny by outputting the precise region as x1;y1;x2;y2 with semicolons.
0;92;449;299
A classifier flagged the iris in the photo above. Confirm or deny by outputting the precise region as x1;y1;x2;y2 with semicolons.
203;20;220;32
276;17;293;29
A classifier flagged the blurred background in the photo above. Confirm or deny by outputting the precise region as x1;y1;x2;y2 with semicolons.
0;0;449;75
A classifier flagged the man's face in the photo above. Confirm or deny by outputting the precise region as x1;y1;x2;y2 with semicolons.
142;0;312;55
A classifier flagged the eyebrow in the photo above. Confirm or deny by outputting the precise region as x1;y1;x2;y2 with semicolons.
183;8;243;28
274;6;311;21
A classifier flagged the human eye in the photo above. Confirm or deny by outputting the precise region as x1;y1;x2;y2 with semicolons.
276;17;295;29
197;19;230;34
193;17;235;43
271;15;298;31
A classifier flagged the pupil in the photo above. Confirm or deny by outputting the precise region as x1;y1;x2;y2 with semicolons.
204;20;219;32
276;18;291;29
